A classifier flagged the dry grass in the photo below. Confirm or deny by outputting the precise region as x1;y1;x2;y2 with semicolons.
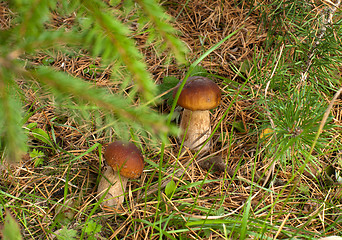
1;0;342;239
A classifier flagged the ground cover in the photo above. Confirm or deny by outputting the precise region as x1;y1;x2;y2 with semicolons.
1;0;342;239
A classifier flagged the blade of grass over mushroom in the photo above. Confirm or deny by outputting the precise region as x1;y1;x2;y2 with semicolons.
166;27;243;155
195;70;250;155
167;28;242;153
151;27;243;237
169;27;243;125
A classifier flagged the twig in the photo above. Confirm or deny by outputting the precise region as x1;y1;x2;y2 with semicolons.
310;86;342;154
264;43;284;129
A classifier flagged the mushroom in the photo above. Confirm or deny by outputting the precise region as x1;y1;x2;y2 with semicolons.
97;141;144;207
173;76;221;152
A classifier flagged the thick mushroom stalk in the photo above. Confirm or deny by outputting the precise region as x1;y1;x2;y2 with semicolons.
97;141;144;208
97;166;129;207
180;109;211;151
173;76;221;152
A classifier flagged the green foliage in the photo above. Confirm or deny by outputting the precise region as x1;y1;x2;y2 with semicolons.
25;122;54;147
56;226;78;240
41;57;55;66
188;65;209;77
232;121;246;133
158;76;179;106
250;0;341;172
2;211;23;240
165;179;176;197
298;184;310;195
263;88;333;167
53;199;78;227
29;149;45;167
0;0;187;162
84;220;102;240
240;194;252;240
254;0;342;92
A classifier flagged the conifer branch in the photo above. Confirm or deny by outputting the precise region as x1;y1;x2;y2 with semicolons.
27;67;171;135
0;69;27;162
0;0;186;161
300;0;341;84
15;0;53;38
136;0;187;63
82;0;156;101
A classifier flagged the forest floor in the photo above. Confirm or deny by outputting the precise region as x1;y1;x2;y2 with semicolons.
1;0;342;239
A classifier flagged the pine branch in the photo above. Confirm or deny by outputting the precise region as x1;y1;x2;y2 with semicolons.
12;0;54;39
1;0;187;161
27;67;172;136
0;70;27;162
299;0;341;84
136;0;187;64
81;0;157;102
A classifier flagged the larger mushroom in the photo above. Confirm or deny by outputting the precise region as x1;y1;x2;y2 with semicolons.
97;141;144;207
173;76;221;152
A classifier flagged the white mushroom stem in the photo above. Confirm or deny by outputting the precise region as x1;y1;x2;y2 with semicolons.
97;166;128;207
179;109;211;152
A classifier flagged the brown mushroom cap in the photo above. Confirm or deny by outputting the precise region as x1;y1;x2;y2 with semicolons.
104;141;144;179
173;76;221;111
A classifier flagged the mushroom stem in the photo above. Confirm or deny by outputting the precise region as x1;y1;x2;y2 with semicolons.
180;109;211;152
97;166;128;207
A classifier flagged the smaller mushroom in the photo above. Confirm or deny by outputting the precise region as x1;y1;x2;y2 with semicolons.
97;141;144;207
173;76;221;152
